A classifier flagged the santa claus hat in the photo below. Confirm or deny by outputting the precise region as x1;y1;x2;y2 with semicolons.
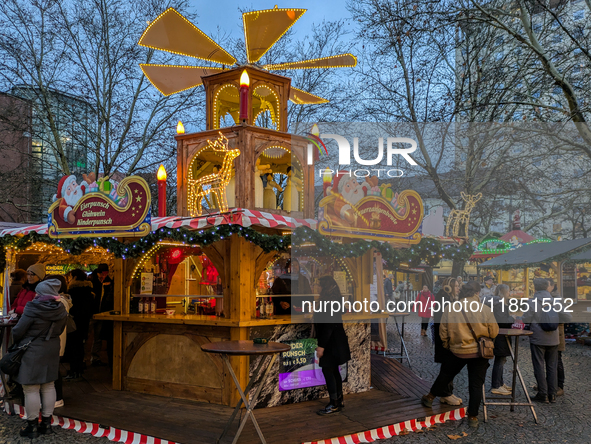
53;175;76;202
333;171;353;194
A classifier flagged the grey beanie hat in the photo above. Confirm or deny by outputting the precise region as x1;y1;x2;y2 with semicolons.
35;278;62;297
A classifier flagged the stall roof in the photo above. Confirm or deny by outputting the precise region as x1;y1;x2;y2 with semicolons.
0;209;317;237
568;248;591;262
479;238;591;269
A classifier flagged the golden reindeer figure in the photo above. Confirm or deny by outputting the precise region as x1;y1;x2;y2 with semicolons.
189;133;240;216
446;192;482;237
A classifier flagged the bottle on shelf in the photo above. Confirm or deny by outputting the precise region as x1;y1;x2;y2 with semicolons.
255;297;261;319
150;297;157;314
138;297;144;314
266;297;274;318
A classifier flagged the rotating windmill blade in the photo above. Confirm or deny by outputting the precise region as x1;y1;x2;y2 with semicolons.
138;7;357;104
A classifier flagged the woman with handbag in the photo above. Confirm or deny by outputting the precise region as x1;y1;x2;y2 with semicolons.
432;277;463;406
11;279;67;438
422;280;498;428
315;275;351;416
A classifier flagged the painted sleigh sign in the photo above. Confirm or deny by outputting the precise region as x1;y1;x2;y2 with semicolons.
48;173;151;239
317;172;423;244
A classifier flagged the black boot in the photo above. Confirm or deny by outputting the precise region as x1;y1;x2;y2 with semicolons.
317;398;342;416
19;419;39;439
337;395;345;409
38;416;54;434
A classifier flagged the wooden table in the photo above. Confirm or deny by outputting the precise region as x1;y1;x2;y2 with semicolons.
385;313;412;369
201;340;291;444
0;320;17;411
482;328;537;423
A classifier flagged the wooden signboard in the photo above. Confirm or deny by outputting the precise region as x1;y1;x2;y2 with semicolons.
48;174;151;239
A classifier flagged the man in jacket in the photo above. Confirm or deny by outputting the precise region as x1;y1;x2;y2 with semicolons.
479;276;496;301
523;278;572;403
384;273;394;303
90;264;114;367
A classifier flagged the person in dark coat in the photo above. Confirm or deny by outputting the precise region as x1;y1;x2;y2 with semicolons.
488;284;514;395
12;279;67;438
90;263;114;367
314;275;351;416
271;259;313;315
10;263;45;316
65;269;95;379
9;269;26;305
431;277;463;406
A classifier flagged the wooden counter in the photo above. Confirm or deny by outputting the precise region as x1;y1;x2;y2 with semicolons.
95;312;389;327
98;311;382;407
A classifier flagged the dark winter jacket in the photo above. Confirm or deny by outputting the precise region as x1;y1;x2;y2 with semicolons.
11;281;39;316
68;280;95;338
314;291;351;368
384;278;393;301
271;273;312;314
490;296;514;357
522;290;573;346
433;288;454;363
12;298;67;385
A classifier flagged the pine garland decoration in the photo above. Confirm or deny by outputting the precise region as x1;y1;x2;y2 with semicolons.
0;225;473;270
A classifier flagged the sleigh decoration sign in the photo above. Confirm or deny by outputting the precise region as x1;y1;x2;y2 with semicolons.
317;172;424;244
48;173;151;239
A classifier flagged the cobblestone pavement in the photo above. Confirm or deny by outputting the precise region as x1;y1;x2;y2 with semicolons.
382;316;591;443
0;317;588;443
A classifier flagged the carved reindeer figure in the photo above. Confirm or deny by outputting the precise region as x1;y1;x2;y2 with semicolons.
446;192;482;237
189;133;240;216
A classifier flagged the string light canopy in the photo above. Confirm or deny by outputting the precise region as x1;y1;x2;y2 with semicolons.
138;7;356;101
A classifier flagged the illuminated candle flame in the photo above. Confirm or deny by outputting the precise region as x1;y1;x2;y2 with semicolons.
176;120;185;134
157;164;167;181
240;70;250;87
322;168;332;183
311;123;319;136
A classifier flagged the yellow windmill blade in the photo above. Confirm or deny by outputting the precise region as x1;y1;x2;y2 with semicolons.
264;54;357;71
243;7;306;63
140;64;224;96
289;87;329;105
139;8;236;66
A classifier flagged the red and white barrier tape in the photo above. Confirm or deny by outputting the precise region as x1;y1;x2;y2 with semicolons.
303;407;466;444
5;403;179;444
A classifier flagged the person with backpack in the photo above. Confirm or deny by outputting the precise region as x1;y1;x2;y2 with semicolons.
523;278;572;403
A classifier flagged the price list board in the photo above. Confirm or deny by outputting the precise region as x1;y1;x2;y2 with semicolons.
278;338;346;391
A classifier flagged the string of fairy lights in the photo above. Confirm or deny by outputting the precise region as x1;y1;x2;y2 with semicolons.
0;226;474;271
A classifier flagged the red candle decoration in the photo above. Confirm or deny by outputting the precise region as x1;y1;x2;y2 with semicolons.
239;69;250;122
157;164;167;217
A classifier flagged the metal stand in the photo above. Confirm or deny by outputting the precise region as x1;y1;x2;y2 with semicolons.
482;335;538;423
385;314;411;369
218;353;277;444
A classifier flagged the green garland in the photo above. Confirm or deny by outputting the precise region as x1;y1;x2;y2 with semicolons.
0;225;473;271
292;227;474;269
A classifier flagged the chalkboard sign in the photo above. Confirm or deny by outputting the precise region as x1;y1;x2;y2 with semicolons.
278;338;347;391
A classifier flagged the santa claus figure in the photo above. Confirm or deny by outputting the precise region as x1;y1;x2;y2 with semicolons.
328;172;378;225
53;174;93;224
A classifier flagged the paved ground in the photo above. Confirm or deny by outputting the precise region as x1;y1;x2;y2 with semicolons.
382;316;591;443
0;317;589;443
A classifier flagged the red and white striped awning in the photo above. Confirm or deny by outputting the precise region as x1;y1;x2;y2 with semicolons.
0;209;316;237
150;209;316;231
